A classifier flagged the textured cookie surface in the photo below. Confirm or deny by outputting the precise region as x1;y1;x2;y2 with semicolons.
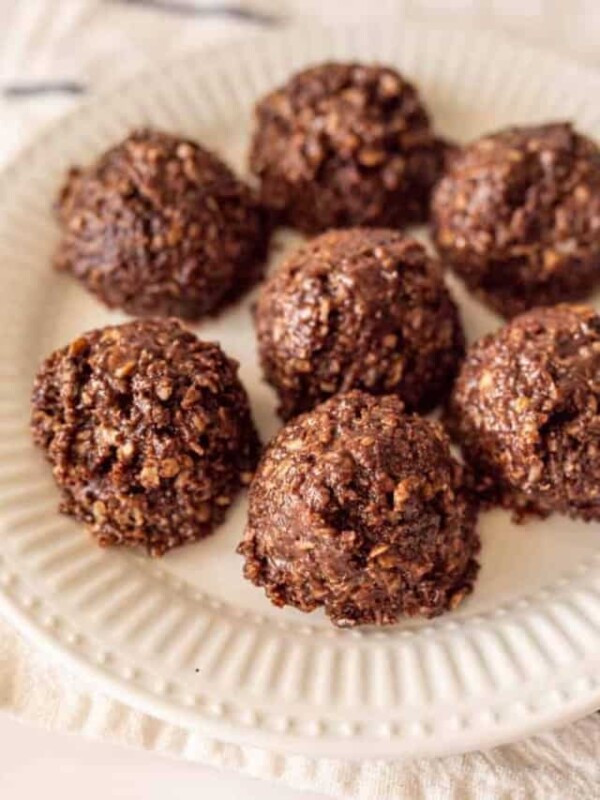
432;123;600;317
55;129;270;319
256;228;465;420
31;318;260;555
239;391;480;627
250;62;446;233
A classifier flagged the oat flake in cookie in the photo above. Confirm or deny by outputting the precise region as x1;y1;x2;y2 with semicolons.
249;62;447;233
432;123;600;318
238;391;480;627
54;129;270;320
449;304;600;521
31;319;260;556
255;228;465;420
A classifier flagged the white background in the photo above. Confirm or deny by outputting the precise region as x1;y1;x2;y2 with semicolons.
0;713;325;799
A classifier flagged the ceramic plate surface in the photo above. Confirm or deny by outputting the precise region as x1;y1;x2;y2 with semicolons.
1;23;600;760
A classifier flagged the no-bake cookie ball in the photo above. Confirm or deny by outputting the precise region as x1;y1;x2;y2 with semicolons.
238;391;480;627
255;228;465;420
249;62;446;233
449;304;600;520
31;319;260;556
432;123;600;318
54;129;270;319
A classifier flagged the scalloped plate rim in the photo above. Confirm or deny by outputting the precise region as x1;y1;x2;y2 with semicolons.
0;21;600;761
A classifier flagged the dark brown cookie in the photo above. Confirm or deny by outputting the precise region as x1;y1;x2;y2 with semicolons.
31;319;260;556
249;62;446;233
55;129;271;319
448;304;600;521
255;228;465;420
238;391;480;627
432;123;600;317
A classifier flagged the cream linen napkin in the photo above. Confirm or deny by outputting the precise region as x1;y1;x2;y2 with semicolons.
1;2;599;798
2;617;599;799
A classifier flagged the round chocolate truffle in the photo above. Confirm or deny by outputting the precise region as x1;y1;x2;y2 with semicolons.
238;391;480;627
449;304;600;520
54;129;270;319
255;228;465;420
31;319;260;556
432;123;600;318
249;62;446;233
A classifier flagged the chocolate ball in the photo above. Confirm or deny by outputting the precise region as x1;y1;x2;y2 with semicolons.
31;319;260;556
238;391;479;627
54;129;270;319
255;228;465;420
249;62;446;233
449;304;600;520
432;123;600;318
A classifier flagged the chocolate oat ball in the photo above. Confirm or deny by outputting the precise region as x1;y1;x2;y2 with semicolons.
54;129;270;319
449;304;600;520
31;319;260;555
432;123;600;318
249;62;446;233
238;391;479;627
255;228;465;420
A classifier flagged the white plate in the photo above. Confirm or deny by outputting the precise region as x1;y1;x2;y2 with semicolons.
1;22;600;761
